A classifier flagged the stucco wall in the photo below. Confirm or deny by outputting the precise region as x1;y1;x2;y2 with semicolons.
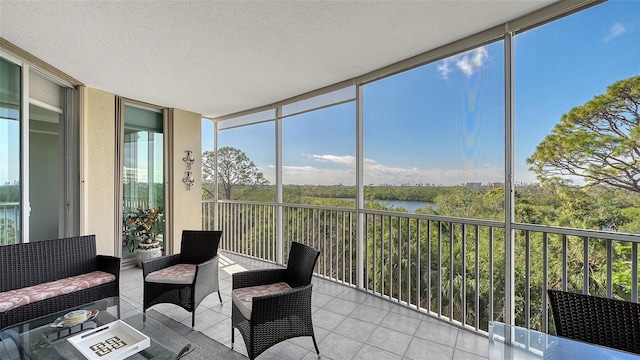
81;86;116;255
170;109;203;254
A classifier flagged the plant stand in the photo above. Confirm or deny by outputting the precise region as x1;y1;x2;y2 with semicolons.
136;242;162;267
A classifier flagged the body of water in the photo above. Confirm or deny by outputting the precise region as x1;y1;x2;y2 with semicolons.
337;198;436;213
375;200;435;213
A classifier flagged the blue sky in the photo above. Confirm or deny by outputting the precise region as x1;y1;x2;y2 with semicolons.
207;0;639;187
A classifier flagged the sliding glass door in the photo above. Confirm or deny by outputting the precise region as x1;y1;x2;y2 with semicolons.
0;54;77;245
121;103;165;260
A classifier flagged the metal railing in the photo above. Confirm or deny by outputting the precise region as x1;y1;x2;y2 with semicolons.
283;204;357;286
0;202;20;246
123;199;150;212
213;200;278;262
512;224;640;333
204;200;640;334
361;210;506;333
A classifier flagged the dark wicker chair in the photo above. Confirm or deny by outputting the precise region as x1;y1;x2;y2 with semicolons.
142;230;222;328
547;289;640;355
231;241;321;359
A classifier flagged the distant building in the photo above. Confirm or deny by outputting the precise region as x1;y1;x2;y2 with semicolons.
123;167;149;184
464;182;482;188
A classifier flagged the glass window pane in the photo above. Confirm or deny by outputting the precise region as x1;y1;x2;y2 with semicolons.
282;86;356;117
0;56;21;245
215;121;275;201
514;0;640;232
363;42;505;218
282;102;356;206
217;109;275;130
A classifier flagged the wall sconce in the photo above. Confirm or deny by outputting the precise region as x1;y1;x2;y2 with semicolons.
183;150;195;170
182;150;195;190
182;171;195;190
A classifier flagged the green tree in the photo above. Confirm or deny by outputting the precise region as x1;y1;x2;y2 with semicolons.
202;147;269;200
0;184;20;203
527;76;640;192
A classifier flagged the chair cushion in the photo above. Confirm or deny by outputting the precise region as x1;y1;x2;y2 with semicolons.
145;264;196;285
232;282;291;320
0;271;116;313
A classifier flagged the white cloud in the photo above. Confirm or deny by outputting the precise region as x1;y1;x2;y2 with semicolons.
438;46;489;79
455;47;489;77
265;154;504;186
309;154;356;166
437;60;453;80
604;22;625;42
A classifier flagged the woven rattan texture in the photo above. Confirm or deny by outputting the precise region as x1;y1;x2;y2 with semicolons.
0;235;120;330
548;289;640;355
142;230;222;328
231;241;321;360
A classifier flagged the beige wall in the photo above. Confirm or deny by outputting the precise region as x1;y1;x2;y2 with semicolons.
169;109;203;254
80;86;116;255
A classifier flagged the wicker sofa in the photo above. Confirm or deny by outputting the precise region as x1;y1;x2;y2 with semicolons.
0;235;120;330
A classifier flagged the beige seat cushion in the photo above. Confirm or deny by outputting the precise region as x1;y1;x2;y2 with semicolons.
145;264;196;284
232;282;291;320
0;271;116;313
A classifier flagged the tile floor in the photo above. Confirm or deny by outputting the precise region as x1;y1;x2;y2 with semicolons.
119;252;489;360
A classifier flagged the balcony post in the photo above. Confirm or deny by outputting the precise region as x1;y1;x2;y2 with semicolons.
213;120;219;230
275;107;284;264
503;31;515;326
355;85;364;289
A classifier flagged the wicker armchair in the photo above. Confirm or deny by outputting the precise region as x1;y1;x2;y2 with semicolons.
547;289;640;355
231;241;321;359
142;230;222;328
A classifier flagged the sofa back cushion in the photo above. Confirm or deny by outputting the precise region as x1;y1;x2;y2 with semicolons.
0;235;98;292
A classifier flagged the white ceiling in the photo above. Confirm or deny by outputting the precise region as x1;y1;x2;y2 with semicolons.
0;1;558;119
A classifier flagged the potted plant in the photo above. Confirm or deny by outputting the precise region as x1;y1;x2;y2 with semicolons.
123;205;164;267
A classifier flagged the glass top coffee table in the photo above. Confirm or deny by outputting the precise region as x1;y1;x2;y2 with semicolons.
489;321;639;360
0;297;194;360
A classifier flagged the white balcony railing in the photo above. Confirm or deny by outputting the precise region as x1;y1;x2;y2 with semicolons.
203;199;640;335
0;202;20;246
